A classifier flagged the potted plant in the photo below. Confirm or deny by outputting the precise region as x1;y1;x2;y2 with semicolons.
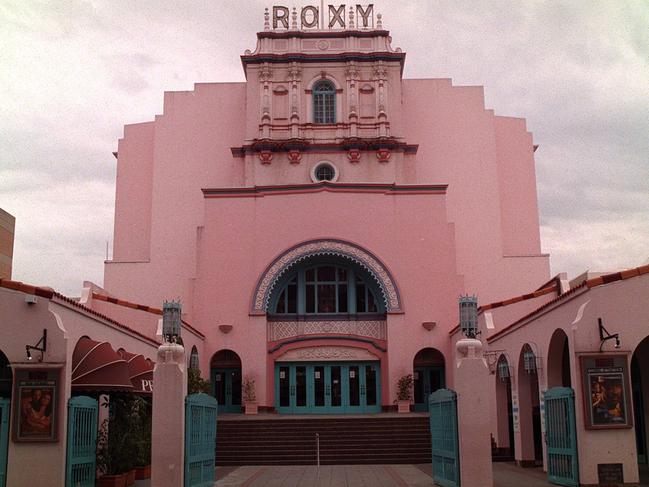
395;374;413;413
96;394;138;487
96;419;128;487
133;397;152;480
243;375;258;414
188;367;212;394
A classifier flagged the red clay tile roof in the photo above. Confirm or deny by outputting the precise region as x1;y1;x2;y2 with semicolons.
91;291;205;339
0;278;160;346
0;278;54;298
448;283;559;336
53;292;161;346
480;284;558;311
487;263;649;343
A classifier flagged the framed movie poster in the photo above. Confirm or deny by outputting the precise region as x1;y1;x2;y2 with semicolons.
580;354;633;430
13;369;60;442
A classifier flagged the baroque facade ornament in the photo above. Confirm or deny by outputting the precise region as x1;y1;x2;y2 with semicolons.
268;320;387;341
276;346;379;362
252;239;402;313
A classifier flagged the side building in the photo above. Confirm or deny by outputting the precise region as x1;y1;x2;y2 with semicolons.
0;209;15;280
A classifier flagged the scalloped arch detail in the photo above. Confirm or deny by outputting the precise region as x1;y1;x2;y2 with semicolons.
252;239;402;313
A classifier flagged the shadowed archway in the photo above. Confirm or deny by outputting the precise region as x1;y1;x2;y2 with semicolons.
210;350;242;413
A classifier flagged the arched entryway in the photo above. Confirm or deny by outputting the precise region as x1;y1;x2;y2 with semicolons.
632;336;649;480
413;348;445;412
0;349;12;485
547;329;571;388
0;350;11;399
517;344;542;467
495;354;515;459
210;350;242;413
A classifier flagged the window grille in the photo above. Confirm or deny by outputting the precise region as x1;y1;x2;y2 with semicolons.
313;80;336;124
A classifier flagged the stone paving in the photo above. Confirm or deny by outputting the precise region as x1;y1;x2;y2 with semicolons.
213;463;555;487
134;462;649;486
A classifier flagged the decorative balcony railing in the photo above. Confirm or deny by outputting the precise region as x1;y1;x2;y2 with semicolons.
267;318;387;342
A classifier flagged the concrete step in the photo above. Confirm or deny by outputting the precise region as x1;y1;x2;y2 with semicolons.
215;415;432;466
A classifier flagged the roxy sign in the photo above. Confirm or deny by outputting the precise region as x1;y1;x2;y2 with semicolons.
271;4;375;30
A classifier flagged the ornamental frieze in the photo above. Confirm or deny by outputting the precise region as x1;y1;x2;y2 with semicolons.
276;346;379;362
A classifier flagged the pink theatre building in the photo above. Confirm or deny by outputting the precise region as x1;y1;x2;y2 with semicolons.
102;10;549;415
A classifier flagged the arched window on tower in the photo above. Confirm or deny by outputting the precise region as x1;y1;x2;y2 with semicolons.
312;80;336;124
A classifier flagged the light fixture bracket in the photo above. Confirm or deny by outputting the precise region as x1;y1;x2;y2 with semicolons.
598;318;620;352
26;328;47;362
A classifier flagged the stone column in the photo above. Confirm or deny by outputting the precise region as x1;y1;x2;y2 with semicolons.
151;342;187;487
454;338;494;487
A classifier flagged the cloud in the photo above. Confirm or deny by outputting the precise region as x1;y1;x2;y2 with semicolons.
0;0;647;296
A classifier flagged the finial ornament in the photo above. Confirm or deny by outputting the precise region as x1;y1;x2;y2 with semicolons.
348;6;355;29
291;7;298;30
376;12;383;29
264;8;270;30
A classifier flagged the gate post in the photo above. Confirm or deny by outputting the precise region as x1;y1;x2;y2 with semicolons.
454;337;493;487
151;341;187;487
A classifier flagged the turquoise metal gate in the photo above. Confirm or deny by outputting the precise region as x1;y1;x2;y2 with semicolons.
429;389;460;487
544;387;579;486
65;396;98;487
185;393;218;487
0;398;9;487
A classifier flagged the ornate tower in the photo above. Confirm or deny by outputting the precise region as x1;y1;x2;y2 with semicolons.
233;5;417;185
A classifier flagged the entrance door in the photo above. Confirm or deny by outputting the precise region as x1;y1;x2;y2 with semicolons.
275;362;381;413
414;366;445;412
0;398;9;487
211;368;242;413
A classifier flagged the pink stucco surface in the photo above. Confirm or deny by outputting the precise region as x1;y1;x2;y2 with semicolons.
101;28;549;409
484;271;649;484
0;285;158;486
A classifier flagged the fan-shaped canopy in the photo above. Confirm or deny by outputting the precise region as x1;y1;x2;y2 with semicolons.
117;349;154;395
71;337;133;392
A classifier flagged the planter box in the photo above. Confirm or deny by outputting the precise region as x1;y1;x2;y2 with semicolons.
135;465;151;480
97;474;128;487
244;402;258;415
126;469;136;486
397;400;411;413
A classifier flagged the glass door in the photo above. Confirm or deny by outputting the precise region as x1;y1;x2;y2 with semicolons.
413;366;445;412
275;362;381;414
212;367;242;413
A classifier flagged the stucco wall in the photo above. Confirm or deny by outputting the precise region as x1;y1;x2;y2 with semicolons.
484;273;649;484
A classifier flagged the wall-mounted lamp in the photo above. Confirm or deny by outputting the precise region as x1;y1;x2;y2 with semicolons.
598;317;620;351
497;360;511;381
523;348;538;374
26;329;47;362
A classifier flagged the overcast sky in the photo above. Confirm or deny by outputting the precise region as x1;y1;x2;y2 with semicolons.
1;1;647;296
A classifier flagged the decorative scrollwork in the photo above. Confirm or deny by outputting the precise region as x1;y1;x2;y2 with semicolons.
252;239;402;313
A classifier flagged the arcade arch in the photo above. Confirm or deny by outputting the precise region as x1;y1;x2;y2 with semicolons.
0;350;11;399
547;329;571;388
517;344;542;466
495;354;515;457
632;336;649;469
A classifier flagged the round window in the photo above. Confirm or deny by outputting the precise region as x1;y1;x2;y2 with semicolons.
311;162;338;183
